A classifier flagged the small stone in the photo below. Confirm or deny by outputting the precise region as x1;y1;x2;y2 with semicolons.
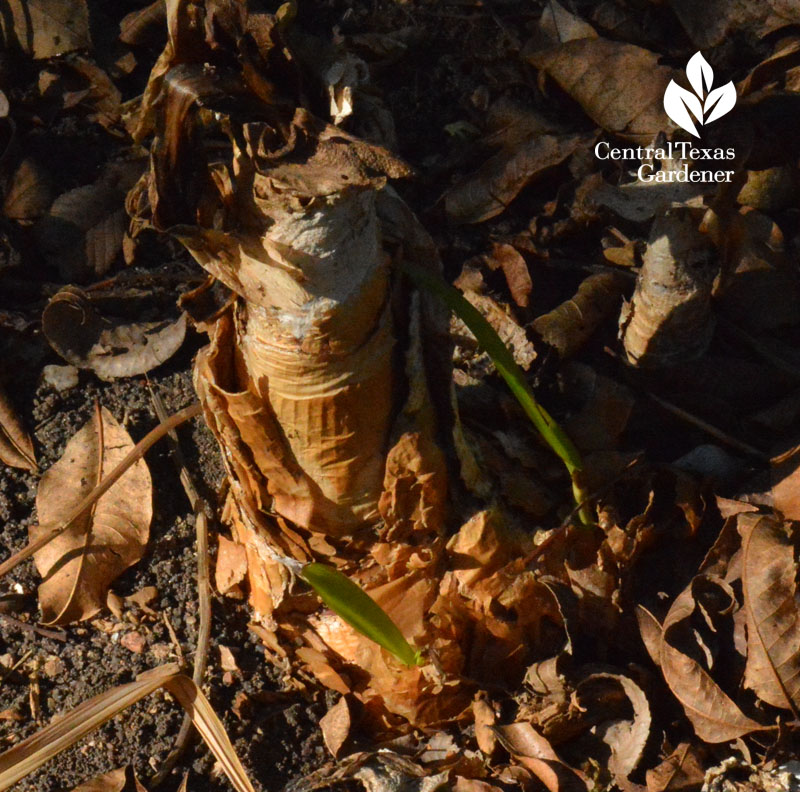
42;364;79;392
120;631;146;653
42;655;65;678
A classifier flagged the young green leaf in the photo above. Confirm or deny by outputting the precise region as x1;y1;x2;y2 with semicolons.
300;562;423;667
397;260;592;524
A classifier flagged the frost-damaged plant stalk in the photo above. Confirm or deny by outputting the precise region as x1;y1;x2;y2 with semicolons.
131;0;575;727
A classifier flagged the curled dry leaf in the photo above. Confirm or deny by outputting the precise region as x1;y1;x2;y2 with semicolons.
532;272;628;359
739;513;800;711
31;406;152;624
484;243;532;308
68;766;148;792
0;0;91;58
0;381;36;472
444;134;586;224
645;742;706;792
526;38;675;143
42;287;187;381
454;287;537;371
493;722;590;792
620;210;717;369
659;575;763;742
575;673;651;783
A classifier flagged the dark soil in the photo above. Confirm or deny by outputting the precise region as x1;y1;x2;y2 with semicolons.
0;357;331;791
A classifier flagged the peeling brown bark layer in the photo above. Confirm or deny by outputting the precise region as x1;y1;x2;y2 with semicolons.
131;0;563;728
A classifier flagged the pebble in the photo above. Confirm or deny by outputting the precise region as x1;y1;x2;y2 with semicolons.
42;364;79;392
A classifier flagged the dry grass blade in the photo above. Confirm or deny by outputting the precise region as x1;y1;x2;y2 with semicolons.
0;403;201;581
0;664;255;792
0;381;36;472
740;513;800;714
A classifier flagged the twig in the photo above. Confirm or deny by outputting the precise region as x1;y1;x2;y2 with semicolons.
0;403;202;581
0;614;66;643
147;386;212;787
648;392;769;461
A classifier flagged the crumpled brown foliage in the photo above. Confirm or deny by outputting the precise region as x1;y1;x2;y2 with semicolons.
31;406;152;624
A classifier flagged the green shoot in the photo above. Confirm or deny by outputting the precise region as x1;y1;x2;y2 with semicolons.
397;260;592;526
301;562;423;667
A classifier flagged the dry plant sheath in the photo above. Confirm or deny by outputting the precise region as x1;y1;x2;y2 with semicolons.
620;209;717;367
132;0;585;726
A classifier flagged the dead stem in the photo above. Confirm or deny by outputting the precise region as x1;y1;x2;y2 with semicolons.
147;386;212;787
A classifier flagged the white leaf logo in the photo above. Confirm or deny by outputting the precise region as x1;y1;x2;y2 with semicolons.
663;52;736;137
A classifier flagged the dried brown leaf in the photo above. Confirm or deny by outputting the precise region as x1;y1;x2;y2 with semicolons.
669;0;800;51
739;513;800;711
0;382;36;472
533;272;627;360
69;766;148;792
636;605;663;669
702;207;800;331
473;697;497;756
42;287;187;381
484;243;532;308
659;576;763;742
35;161;142;281
0;0;91;58
215;535;248;595
31;406;152;624
771;444;800;522
527;38;674;143
645;742;706;792
575;673;651;782
561;363;635;452
453;780;504;792
3;159;53;220
444;134;586;224
494;722;590;792
320;695;352;759
119;0;166;47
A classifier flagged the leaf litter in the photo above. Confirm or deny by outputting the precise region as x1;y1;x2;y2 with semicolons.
5;0;800;790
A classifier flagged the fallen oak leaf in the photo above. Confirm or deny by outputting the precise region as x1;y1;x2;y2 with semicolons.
0;382;36;472
444;133;587;224
319;695;353;759
494;722;590;792
31;405;152;624
645;742;706;792
526;38;675;143
659;575;764;742
575;672;651;784
0;0;91;58
739;513;800;713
